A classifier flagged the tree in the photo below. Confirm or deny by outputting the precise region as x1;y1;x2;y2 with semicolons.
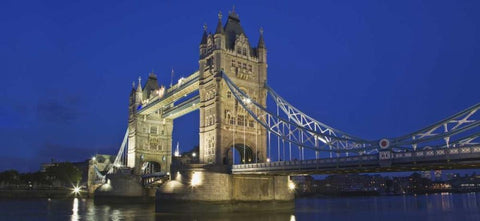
0;170;20;185
46;162;82;186
20;171;51;186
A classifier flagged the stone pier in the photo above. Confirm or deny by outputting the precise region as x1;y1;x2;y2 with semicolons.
156;165;294;202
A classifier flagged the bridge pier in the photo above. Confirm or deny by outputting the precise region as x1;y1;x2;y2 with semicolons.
94;172;145;198
156;165;294;202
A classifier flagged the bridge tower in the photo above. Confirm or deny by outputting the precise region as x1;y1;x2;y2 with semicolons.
127;74;172;175
198;9;268;165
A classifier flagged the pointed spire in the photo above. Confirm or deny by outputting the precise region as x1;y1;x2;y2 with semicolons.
170;68;174;88
136;76;142;92
258;27;266;48
215;11;224;34
130;81;136;96
174;141;180;157
200;23;208;44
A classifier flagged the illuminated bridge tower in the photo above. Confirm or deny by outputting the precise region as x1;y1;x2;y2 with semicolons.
127;74;173;175
199;10;268;165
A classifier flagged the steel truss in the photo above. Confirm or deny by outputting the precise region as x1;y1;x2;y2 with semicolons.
222;72;376;156
266;85;375;153
390;103;480;151
223;71;480;158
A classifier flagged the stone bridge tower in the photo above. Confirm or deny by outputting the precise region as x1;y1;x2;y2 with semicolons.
199;10;268;165
127;74;173;175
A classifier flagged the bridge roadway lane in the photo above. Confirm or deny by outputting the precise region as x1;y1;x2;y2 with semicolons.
232;145;480;175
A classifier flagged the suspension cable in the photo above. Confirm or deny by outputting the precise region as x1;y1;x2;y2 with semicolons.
255;105;258;163
277;101;280;161
233;101;236;165
244;113;246;164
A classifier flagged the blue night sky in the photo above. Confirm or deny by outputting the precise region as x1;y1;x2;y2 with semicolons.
1;0;479;172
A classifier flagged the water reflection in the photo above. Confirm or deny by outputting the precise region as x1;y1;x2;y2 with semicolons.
441;193;453;211
2;193;480;220
462;192;478;209
71;198;78;221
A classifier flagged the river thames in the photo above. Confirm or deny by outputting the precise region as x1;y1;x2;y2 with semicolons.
1;193;480;221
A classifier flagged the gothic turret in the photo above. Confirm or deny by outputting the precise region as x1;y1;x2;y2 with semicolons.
214;11;225;50
200;24;208;45
215;11;224;34
199;24;208;56
257;27;267;63
135;77;143;106
129;81;136;104
143;72;160;99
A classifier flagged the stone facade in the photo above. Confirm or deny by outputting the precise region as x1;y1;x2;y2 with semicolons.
198;10;268;165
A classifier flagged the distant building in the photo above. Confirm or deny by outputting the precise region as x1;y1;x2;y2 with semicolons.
421;170;432;179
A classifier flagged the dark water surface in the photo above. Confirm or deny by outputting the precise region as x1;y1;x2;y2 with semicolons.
1;193;480;221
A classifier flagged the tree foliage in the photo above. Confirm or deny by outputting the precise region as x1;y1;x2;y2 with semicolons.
46;162;82;185
0;170;20;185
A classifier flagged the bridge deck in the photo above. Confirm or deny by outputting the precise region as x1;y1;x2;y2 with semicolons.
162;95;200;119
138;71;199;115
232;145;480;175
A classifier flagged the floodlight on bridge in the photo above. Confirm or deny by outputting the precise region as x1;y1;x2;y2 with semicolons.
191;172;202;187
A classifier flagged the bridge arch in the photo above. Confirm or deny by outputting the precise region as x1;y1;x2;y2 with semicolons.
224;143;256;165
141;161;161;175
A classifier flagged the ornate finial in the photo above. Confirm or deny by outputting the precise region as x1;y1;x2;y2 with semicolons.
218;11;222;20
203;23;207;31
132;81;135;88
138;76;141;86
228;5;239;19
259;27;264;35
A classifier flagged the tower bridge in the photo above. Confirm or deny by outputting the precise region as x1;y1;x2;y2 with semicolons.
91;9;480;201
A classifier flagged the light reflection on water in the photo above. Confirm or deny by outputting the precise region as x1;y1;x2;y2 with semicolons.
71;198;78;221
1;193;480;221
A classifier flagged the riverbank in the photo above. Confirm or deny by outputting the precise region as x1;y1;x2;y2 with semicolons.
297;189;480;198
0;189;88;199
